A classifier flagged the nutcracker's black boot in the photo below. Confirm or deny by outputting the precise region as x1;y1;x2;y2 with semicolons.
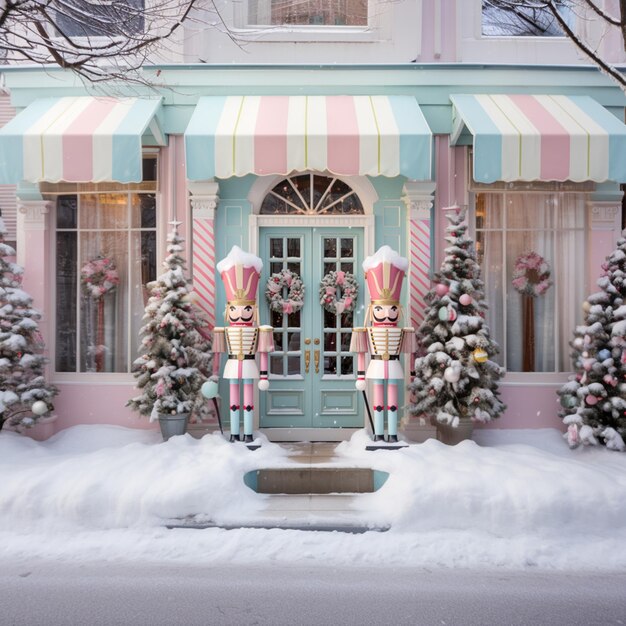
229;434;241;442
387;434;398;443
373;435;384;442
243;434;254;443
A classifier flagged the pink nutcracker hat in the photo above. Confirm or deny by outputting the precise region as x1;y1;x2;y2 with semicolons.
363;245;408;305
216;246;263;306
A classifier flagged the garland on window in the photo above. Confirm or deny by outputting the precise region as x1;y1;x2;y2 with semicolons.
512;251;552;297
265;269;305;314
80;256;120;299
319;270;358;315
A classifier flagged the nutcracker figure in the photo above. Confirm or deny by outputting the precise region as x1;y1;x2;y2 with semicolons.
210;246;273;443
350;246;414;443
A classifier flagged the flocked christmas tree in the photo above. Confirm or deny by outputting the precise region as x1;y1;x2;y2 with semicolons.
0;218;57;432
407;207;505;427
558;233;626;452
127;222;212;421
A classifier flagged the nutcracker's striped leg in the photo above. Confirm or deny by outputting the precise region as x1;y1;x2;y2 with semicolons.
387;382;398;441
229;382;241;441
243;379;254;441
373;382;385;440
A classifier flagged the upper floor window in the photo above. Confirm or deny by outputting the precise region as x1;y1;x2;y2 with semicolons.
482;0;572;37
55;0;145;38
248;0;368;27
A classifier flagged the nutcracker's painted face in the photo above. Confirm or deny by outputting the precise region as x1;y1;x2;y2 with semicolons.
372;304;399;327
228;304;255;326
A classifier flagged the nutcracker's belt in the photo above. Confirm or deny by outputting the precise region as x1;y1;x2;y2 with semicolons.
371;355;400;360
228;354;255;360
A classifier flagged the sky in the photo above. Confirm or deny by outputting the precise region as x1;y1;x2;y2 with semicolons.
1;424;626;571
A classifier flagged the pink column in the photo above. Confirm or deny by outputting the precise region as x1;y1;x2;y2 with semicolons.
587;200;622;290
189;181;220;330
189;181;220;429
403;181;436;330
16;199;56;439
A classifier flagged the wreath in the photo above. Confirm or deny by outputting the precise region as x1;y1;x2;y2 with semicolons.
81;256;119;299
512;251;551;297
319;270;358;315
265;269;305;314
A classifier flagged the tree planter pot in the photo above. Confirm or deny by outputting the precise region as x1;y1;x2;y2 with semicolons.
158;413;189;441
432;416;474;446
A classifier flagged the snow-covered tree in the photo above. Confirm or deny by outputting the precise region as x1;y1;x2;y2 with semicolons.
407;208;506;427
0;218;57;432
558;234;626;452
127;222;212;421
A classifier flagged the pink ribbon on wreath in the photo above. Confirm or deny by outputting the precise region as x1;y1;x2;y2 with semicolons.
282;301;293;314
344;297;352;308
326;287;336;296
336;271;345;285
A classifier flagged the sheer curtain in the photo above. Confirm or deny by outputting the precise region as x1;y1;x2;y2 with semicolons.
477;191;586;373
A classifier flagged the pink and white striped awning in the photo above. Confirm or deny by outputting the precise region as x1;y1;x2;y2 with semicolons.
185;95;432;180
450;94;626;183
0;96;166;184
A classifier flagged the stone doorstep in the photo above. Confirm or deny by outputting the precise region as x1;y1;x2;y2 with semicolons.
250;467;377;494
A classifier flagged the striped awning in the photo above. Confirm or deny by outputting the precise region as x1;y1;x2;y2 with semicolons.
0;96;166;184
184;95;433;180
450;94;626;183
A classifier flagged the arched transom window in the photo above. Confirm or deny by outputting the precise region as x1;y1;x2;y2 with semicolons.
260;174;364;215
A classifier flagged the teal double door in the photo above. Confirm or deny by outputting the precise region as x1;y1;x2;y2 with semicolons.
259;227;364;429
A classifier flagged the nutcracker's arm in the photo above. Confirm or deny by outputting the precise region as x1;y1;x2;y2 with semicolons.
350;327;368;391
257;325;274;390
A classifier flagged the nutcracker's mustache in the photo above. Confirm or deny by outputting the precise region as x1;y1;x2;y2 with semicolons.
372;312;399;323
229;313;255;322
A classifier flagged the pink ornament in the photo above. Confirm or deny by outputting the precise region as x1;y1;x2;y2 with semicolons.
435;283;449;297
459;294;472;306
585;394;598;406
448;306;457;322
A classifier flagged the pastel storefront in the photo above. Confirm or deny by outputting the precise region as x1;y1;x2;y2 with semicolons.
1;64;625;441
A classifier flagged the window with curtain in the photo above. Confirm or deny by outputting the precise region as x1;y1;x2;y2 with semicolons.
52;167;157;374
248;0;367;26
474;190;586;373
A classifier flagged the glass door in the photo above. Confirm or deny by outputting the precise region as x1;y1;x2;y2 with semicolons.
259;227;364;429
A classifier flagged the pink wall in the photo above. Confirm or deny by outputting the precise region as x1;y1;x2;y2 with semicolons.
480;384;564;430
420;0;457;62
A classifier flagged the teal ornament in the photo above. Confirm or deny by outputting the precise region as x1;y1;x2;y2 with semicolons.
598;349;611;361
201;380;218;399
560;395;577;409
438;306;448;321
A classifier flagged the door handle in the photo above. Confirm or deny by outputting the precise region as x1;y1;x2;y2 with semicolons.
305;350;311;374
314;350;320;374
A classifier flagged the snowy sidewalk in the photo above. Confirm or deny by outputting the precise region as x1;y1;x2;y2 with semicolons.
1;425;626;571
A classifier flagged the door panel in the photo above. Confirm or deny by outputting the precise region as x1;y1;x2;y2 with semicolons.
259;227;364;429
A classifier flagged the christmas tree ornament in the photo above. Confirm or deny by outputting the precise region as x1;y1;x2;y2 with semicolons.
459;294;472;306
438;306;448;321
435;283;449;297
582;301;591;313
573;337;584;349
473;348;488;363
585;394;598;406
598;349;612;361
444;366;461;383
31;401;48;416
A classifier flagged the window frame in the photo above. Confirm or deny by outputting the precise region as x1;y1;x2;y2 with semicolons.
48;157;159;382
469;185;589;379
231;0;389;43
